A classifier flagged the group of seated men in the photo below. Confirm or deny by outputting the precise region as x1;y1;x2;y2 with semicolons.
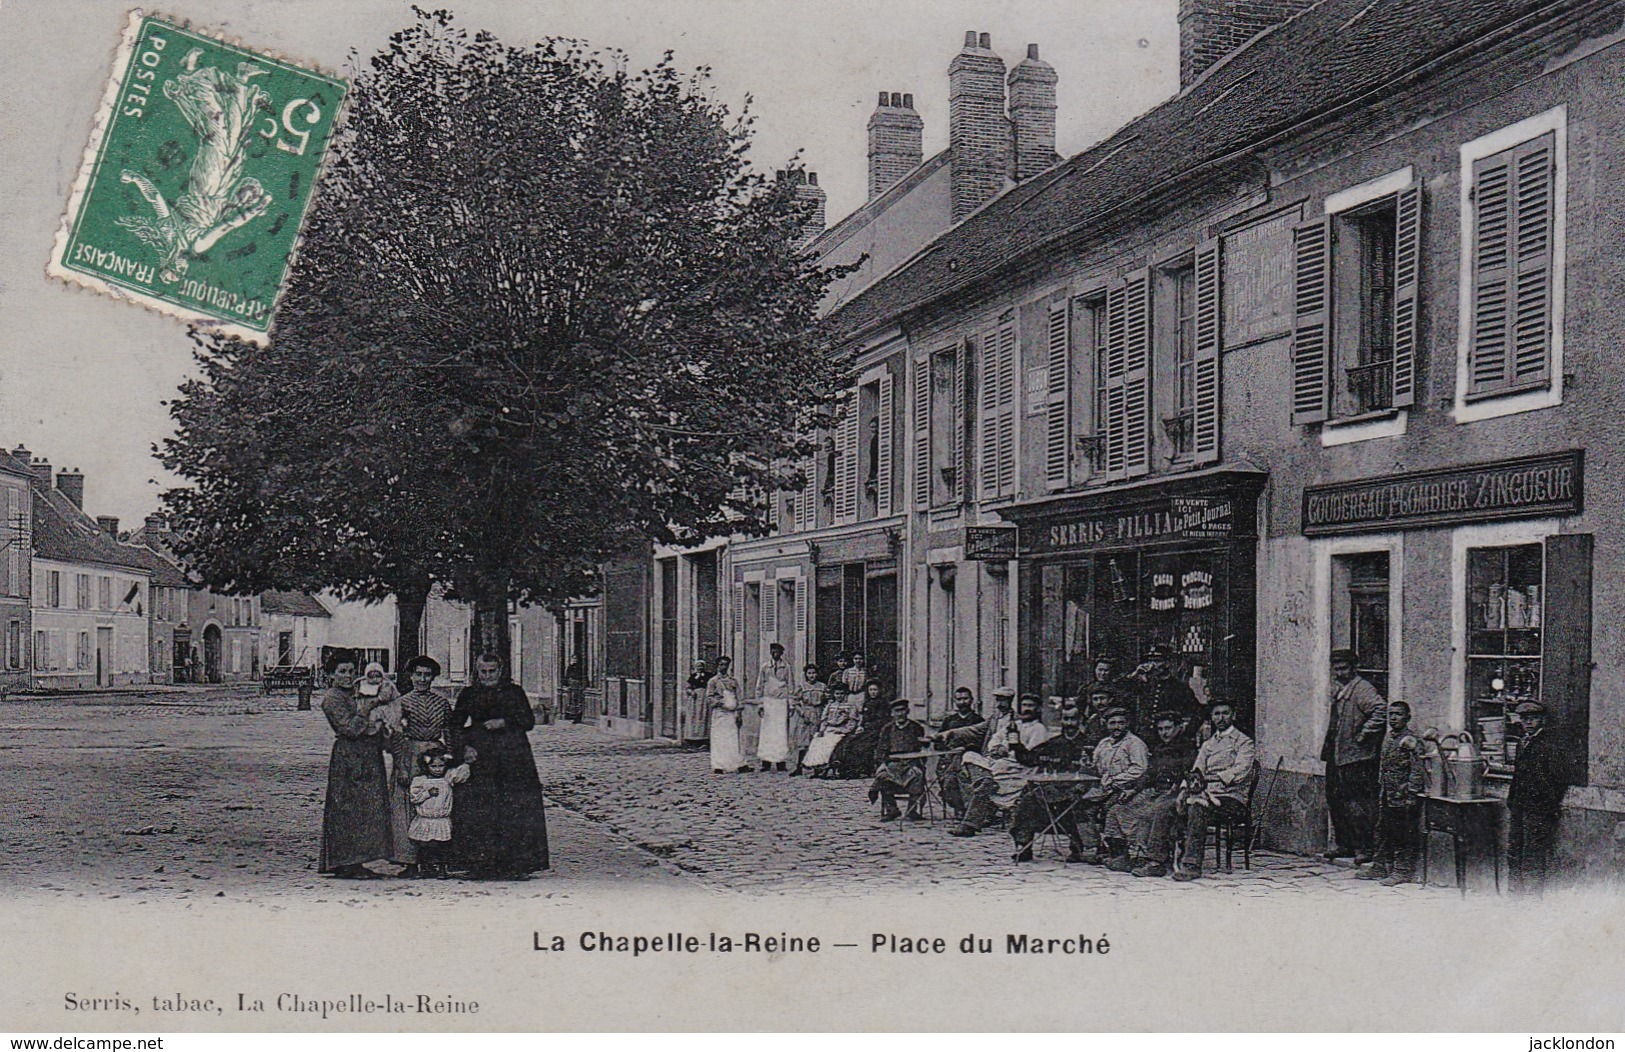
866;681;1257;881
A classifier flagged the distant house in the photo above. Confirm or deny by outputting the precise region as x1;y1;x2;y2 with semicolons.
121;530;193;685
259;590;330;672
0;450;32;689
25;461;153;688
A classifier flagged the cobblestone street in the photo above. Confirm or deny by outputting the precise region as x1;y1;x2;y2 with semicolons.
0;688;1450;903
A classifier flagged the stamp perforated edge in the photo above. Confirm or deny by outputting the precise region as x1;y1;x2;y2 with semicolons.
45;8;349;347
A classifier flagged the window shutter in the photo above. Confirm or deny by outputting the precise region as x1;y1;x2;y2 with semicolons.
794;576;807;636
877;370;895;517
733;583;745;643
996;312;1018;496
1192;239;1223;465
1103;282;1128;479
1044;298;1071;489
1121;270;1152;478
979;320;1002;500
1511;135;1555;388
1541;532;1591;787
835;390;859;524
1291;217;1332;424
954;338;971;502
1469;151;1513;392
912;357;931;510
761;582;777;638
798;454;817;531
1390;184;1422;409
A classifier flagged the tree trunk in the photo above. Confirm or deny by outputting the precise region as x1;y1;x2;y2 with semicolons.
472;579;512;681
394;579;430;692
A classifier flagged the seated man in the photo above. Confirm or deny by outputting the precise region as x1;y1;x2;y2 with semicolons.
1102;711;1197;876
934;686;1016;820
1077;685;1118;750
1170;698;1256;881
868;698;927;821
1076;708;1148;864
1008;706;1093;862
947;692;1052;837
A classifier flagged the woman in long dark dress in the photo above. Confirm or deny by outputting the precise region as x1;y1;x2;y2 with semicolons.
450;653;549;878
826;678;891;779
318;652;393;879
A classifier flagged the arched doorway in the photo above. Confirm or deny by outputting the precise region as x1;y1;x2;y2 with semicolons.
203;624;222;684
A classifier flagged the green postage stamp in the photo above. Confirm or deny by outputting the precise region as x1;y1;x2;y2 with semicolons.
48;11;347;343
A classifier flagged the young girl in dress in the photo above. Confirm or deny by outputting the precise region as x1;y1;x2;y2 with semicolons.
408;746;474;878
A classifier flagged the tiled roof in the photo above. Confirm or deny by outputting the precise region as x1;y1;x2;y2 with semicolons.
31;486;165;576
260;590;331;618
828;0;1571;338
121;542;193;589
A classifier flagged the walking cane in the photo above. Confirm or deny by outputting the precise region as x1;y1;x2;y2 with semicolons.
1249;756;1285;853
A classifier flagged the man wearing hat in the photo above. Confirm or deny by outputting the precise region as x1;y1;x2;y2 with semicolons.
868;698;928;820
1321;649;1387;863
1508;701;1564;893
1076;707;1148;863
944;691;1052;836
934;685;1017;820
1126;644;1205;742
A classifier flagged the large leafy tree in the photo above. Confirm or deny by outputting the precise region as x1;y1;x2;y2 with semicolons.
160;9;839;662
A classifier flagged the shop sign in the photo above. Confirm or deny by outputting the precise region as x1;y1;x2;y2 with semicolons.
1301;450;1582;536
965;524;1019;561
1029;496;1235;555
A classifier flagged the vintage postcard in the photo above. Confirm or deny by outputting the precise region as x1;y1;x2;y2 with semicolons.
3;0;1625;1036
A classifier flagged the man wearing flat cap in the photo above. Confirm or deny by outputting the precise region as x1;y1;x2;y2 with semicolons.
1509;701;1563;893
944;691;1051;836
1126;643;1206;742
1076;707;1148;864
868;698;928;821
1321;648;1387;863
934;685;1018;821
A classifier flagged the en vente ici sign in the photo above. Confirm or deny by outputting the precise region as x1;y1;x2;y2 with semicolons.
1302;451;1583;536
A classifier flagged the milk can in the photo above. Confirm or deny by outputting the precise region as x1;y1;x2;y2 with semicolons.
1445;732;1486;800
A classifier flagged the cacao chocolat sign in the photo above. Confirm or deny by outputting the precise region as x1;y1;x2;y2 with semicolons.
965;524;1019;561
1302;451;1582;536
1028;496;1235;555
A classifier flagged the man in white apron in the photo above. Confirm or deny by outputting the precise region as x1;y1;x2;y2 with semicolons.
756;642;793;772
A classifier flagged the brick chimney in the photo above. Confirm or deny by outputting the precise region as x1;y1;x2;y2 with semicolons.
32;458;52;486
867;91;923;199
1007;44;1057;181
97;516;119;539
795;171;827;245
949;31;1009;222
1179;0;1317;88
145;513;168;535
9;445;29;470
55;468;83;509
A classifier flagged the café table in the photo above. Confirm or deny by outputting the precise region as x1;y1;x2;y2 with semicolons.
1022;770;1101;857
886;748;964;823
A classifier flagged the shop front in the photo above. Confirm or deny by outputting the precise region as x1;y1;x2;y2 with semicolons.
1003;469;1266;732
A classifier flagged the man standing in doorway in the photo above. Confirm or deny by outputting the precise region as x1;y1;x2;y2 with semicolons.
756;642;793;773
1322;648;1386;863
1508;701;1564;894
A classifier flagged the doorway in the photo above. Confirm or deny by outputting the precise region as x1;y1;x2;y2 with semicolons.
96;626;113;687
203;624;222;683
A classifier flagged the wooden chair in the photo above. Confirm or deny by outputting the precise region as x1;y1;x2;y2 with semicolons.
1207;759;1264;872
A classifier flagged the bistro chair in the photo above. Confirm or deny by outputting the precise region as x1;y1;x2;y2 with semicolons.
1205;759;1264;872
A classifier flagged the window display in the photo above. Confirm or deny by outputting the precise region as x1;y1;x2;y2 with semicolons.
1466;543;1543;775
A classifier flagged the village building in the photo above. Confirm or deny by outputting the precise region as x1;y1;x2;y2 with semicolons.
0;451;33;690
258;590;331;672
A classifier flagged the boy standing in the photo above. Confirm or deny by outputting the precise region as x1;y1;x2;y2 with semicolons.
1357;700;1424;886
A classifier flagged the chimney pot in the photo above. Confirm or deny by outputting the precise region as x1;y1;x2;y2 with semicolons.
964;30;978;48
1028;43;1040;60
902;93;914;108
892;91;903;107
808;172;818;186
878;90;889;106
979;32;991;49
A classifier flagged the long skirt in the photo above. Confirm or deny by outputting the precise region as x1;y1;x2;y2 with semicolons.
386;739;439;864
450;728;549;874
802;731;844;769
827;725;881;779
757;695;790;763
318;737;392;872
709;708;744;771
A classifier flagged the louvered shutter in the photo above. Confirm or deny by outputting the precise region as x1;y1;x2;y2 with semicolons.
1121;270;1152;478
1511;135;1555;388
1291;217;1332;424
1391;184;1422;409
912;357;931;509
794;576;807;636
979;320;1002;500
798;454;817;531
733;583;745;643
996;312;1018;495
761;581;777;638
835;390;859;524
954;338;971;502
877;371;895;517
1103;283;1128;479
1192;239;1222;465
1044;299;1071;489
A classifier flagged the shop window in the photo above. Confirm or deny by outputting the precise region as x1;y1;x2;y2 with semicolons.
1331;551;1391;699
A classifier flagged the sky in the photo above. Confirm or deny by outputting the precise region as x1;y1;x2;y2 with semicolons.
0;0;1178;522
